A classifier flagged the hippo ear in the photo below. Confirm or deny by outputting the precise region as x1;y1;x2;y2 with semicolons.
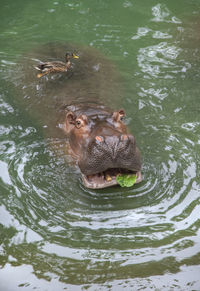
112;109;126;122
119;109;125;116
66;111;76;124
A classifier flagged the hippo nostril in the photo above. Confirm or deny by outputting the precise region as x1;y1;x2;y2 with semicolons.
95;135;104;143
120;134;128;141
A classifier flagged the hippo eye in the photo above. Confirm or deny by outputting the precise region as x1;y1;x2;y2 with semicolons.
75;119;82;128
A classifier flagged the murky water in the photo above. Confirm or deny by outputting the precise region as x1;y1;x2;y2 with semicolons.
0;0;200;290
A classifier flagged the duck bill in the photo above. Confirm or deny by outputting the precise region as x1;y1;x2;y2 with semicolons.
72;53;79;59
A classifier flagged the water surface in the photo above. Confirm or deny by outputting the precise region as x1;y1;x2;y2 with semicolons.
0;0;200;290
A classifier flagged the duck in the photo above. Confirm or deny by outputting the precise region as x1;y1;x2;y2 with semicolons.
35;52;79;78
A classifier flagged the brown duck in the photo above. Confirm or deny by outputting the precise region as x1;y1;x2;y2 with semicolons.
35;52;79;78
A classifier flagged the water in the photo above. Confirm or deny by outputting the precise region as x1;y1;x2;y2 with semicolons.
0;0;200;290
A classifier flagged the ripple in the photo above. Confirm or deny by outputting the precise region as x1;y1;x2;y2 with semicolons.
1;82;197;286
137;42;182;78
151;4;181;24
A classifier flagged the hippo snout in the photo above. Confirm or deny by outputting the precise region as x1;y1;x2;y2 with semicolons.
78;133;141;176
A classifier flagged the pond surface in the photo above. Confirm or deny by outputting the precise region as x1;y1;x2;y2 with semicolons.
0;0;200;290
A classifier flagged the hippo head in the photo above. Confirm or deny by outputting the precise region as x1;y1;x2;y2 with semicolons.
64;104;142;189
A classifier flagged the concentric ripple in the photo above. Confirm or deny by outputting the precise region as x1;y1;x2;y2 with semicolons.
1;79;199;288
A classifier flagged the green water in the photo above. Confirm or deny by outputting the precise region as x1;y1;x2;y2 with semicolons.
0;0;200;290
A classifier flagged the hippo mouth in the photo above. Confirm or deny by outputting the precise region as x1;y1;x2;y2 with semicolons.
81;168;142;189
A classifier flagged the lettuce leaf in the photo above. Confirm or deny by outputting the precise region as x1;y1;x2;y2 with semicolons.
116;173;137;187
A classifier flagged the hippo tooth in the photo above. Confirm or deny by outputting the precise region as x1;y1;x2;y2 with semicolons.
105;174;112;182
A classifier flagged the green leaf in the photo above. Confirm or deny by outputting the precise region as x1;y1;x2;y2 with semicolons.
116;173;137;187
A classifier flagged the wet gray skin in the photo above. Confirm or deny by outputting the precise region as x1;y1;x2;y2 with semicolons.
63;104;142;189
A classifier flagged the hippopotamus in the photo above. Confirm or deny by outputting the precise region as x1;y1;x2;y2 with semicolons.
62;103;142;189
12;42;142;189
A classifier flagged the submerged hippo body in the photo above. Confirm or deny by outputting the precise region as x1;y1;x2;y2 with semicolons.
63;103;142;189
13;43;142;189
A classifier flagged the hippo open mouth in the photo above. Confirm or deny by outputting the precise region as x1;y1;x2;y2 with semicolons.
81;168;142;189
